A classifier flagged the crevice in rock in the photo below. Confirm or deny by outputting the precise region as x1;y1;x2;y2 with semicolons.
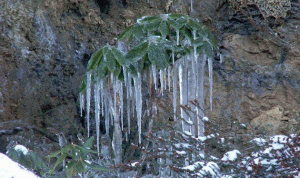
95;0;110;14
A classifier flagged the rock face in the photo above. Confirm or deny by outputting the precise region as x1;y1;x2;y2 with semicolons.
250;106;292;135
0;0;107;152
0;0;299;154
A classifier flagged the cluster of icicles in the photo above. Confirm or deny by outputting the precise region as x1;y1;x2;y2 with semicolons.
80;40;221;154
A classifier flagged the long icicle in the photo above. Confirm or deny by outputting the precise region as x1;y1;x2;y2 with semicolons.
179;63;184;132
120;82;124;131
152;65;157;91
104;77;110;135
127;72;132;134
79;92;85;117
86;72;92;138
100;80;104;116
160;69;164;96
172;51;177;121
168;66;171;91
134;72;142;144
94;80;101;154
208;57;213;111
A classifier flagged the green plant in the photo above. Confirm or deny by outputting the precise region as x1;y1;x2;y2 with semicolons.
79;13;219;166
80;13;217;90
46;136;109;178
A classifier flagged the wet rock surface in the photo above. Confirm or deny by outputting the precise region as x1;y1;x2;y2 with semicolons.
0;0;299;167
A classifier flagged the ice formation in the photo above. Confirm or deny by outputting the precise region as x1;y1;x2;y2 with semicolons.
79;21;218;158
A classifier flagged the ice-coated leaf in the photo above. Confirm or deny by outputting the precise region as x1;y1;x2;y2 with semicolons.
187;18;202;30
88;48;103;71
76;145;98;159
79;77;87;93
113;63;122;77
140;16;160;23
111;47;126;66
144;19;162;32
106;50;116;72
168;13;185;20
142;54;152;70
133;24;146;41
119;25;134;41
102;46;109;56
148;43;168;69
86;162;110;171
169;17;187;31
45;150;62;159
184;28;193;42
208;31;218;48
159;21;169;38
96;60;108;79
128;64;137;76
83;136;94;149
193;37;204;46
125;41;148;62
49;153;67;173
197;41;214;58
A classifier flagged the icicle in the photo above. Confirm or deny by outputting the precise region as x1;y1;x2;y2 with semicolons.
94;80;101;154
79;92;85;117
86;72;92;138
196;54;206;137
178;63;184;131
127;96;131;134
100;80;104;116
123;66;127;86
176;30;179;46
126;73;131;134
164;68;167;91
128;72;133;98
172;51;177;121
112;73;117;112
134;72;142;144
152;65;157;91
219;53;223;63
160;69;164;95
120;82;124;131
118;40;127;53
208;57;213;111
193;30;197;59
104;78;110;135
168;66;171;91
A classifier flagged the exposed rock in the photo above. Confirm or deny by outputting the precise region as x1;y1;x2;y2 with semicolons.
0;0;299;159
249;106;293;135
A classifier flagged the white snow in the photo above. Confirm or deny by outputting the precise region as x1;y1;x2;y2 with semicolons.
198;162;220;177
184;131;192;136
203;116;209;122
183;164;196;171
0;153;40;178
176;151;186;155
14;145;29;155
221;150;241;162
251;138;267;146
130;161;140;167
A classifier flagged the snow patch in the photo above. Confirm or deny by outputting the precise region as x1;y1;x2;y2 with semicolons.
221;150;241;162
14;145;29;155
0;153;40;178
